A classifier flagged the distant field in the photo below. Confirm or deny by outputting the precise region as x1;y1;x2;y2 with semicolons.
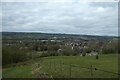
2;54;119;78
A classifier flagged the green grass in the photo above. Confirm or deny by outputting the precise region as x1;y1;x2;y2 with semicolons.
2;65;33;78
2;58;39;78
2;54;119;78
40;54;118;78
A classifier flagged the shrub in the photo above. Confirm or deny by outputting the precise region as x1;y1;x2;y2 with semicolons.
2;46;29;66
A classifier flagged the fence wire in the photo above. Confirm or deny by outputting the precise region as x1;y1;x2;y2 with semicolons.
41;61;119;78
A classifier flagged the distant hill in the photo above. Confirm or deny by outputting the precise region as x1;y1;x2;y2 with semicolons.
2;32;117;41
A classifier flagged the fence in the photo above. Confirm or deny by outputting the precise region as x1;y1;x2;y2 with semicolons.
40;61;119;78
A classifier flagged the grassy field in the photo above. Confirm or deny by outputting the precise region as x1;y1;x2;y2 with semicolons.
2;54;119;78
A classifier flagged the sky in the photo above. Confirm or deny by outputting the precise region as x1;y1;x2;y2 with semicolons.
1;1;118;36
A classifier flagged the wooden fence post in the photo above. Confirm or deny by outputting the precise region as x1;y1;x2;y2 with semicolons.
90;65;93;79
60;61;62;72
54;61;56;72
49;61;51;69
69;64;72;78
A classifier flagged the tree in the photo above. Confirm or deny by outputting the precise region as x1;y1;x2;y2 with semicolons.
2;45;30;66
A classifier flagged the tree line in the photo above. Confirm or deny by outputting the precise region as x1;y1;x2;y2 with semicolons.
2;39;119;66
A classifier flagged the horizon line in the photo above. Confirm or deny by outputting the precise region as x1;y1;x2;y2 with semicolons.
1;31;118;37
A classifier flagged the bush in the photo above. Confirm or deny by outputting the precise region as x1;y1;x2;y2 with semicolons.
102;40;118;54
2;46;29;66
62;46;73;56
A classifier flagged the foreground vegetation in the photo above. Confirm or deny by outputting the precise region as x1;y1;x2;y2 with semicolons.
3;54;118;78
2;32;119;78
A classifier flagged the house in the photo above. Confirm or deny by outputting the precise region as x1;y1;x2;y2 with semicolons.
57;49;63;53
89;51;98;56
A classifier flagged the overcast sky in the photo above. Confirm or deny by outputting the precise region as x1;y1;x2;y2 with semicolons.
2;1;118;36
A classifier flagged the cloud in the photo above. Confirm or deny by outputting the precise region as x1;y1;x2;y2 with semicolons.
2;1;118;36
1;0;118;2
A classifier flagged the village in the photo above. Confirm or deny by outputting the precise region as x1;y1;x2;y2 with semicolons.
2;32;117;58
